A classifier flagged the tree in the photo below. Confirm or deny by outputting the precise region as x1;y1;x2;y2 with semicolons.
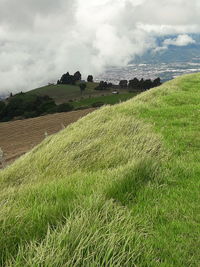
60;72;76;85
94;81;110;90
119;80;128;88
74;71;82;82
79;83;87;95
142;79;153;90
5;97;24;118
128;78;139;90
99;81;108;89
152;78;161;87
87;75;94;82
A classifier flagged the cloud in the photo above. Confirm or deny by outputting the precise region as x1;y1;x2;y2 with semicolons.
154;34;196;52
163;34;196;46
0;0;200;95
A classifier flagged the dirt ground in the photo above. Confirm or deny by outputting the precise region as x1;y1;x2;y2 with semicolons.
0;108;95;168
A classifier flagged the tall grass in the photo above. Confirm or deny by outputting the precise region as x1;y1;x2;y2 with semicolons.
0;73;200;266
0;148;5;169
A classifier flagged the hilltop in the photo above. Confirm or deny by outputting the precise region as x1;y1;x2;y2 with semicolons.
26;73;161;105
0;73;200;266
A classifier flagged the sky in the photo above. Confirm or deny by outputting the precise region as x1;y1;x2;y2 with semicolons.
0;0;200;95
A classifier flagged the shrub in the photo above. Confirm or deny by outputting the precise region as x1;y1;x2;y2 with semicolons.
95;81;111;90
24;111;37;119
47;106;58;114
0;101;6;118
92;102;104;108
57;103;74;113
37;100;57;114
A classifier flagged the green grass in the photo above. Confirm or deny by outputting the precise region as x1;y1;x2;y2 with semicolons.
0;73;200;266
73;93;136;108
27;82;134;105
27;82;118;104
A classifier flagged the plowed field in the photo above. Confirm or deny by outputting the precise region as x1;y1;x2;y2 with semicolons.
0;108;95;168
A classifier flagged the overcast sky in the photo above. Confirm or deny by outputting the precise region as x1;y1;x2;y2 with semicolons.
0;0;200;95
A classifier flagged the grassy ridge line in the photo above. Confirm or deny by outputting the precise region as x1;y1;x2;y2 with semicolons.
0;73;200;266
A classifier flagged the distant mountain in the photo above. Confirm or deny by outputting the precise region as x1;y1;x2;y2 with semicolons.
133;34;200;64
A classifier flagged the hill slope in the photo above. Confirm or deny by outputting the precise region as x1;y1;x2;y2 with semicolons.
26;82;111;104
0;73;200;266
26;82;134;105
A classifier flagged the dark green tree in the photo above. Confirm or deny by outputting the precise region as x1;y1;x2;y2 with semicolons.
119;80;128;88
74;71;82;82
60;72;76;85
87;75;94;82
128;78;139;90
153;78;161;87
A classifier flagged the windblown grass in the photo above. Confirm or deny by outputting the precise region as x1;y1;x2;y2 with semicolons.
0;73;200;266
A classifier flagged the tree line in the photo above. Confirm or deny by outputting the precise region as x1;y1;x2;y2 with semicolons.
120;77;161;90
0;93;73;122
95;77;161;91
57;71;94;85
57;70;161;92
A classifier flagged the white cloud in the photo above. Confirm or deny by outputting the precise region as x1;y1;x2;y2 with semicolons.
0;0;200;95
154;34;196;53
163;34;196;46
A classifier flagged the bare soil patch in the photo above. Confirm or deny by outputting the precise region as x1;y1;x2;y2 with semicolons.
0;108;95;168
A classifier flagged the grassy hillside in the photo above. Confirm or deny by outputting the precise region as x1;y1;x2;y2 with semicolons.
27;82;117;104
0;73;200;266
27;82;133;105
72;93;136;108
